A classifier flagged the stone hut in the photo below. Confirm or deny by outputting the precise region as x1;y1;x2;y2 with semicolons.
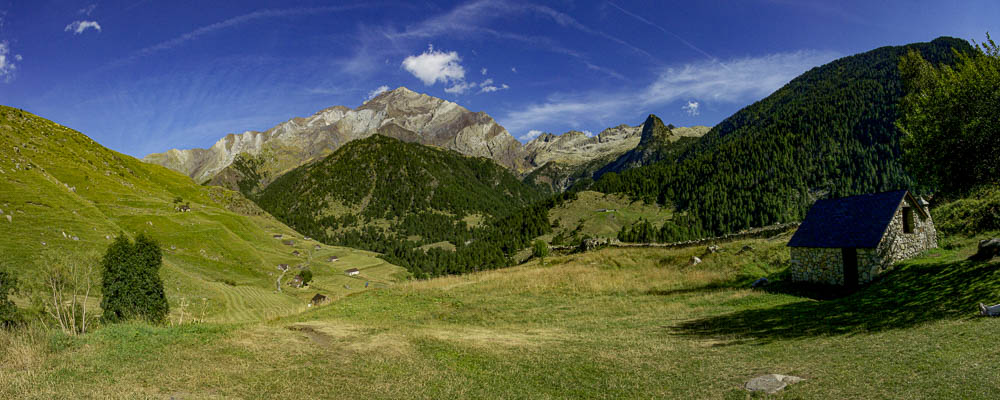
310;293;328;306
787;190;937;288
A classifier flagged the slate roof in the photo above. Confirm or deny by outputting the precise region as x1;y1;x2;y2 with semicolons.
788;190;918;249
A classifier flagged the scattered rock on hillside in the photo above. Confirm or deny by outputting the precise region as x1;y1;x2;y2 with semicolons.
745;374;805;394
706;245;720;253
969;238;1000;262
5;215;10;223
690;256;702;266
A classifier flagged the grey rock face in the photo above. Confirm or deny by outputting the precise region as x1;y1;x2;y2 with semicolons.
143;87;526;187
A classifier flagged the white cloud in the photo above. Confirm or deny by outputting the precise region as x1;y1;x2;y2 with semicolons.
444;81;475;94
511;67;517;73
480;67;487;75
65;20;102;34
0;41;20;83
519;129;544;141
582;130;594;137
401;44;465;86
642;50;839;105
501;49;840;137
479;82;509;93
682;101;700;116
480;78;493;86
366;85;389;100
79;4;97;16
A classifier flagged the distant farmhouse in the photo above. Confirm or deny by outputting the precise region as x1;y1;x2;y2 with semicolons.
788;190;937;288
345;268;360;276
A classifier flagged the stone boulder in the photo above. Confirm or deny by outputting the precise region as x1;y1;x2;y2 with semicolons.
968;238;1000;262
690;256;702;266
745;374;805;394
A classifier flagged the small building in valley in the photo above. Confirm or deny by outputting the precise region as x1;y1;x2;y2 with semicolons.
787;190;937;288
345;268;360;276
310;293;328;306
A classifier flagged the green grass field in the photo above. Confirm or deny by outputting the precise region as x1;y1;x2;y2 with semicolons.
546;190;671;241
4;230;998;399
0;106;407;324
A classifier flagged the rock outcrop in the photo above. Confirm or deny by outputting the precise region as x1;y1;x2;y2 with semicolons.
595;114;709;177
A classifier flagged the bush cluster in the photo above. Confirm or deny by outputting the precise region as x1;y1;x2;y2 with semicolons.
100;234;169;323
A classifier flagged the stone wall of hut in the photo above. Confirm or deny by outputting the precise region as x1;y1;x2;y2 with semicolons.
789;196;937;286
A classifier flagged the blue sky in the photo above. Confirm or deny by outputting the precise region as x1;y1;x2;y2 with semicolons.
0;0;996;157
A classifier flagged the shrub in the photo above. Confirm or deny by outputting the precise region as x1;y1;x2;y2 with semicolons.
933;185;1000;235
297;270;313;287
100;234;169;323
0;270;21;329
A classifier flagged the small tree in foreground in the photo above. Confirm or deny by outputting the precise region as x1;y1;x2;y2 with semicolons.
100;234;169;323
36;251;98;335
532;240;549;265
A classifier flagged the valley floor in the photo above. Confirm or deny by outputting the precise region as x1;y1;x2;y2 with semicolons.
3;235;999;399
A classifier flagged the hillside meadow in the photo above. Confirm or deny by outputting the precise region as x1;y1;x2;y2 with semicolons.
3;231;999;399
0;105;408;324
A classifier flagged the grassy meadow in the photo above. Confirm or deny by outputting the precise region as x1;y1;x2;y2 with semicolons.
546;190;670;240
3;230;999;399
0;105;407;325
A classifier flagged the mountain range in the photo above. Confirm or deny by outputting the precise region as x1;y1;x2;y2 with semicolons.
143;87;708;194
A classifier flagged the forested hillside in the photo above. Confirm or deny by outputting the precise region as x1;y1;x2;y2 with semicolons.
594;37;974;240
256;134;558;278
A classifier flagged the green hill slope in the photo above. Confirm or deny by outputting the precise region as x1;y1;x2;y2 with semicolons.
0;106;404;322
257;134;545;247
593;37;974;238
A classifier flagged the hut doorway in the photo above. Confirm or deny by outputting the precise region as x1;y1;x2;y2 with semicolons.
842;248;858;289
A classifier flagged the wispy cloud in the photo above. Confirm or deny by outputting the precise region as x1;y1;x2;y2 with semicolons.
366;85;390;100
375;0;629;80
108;6;362;68
501;49;840;139
682;100;699;116
479;82;509;93
0;41;21;83
641;50;839;105
606;2;717;63
65;20;102;34
519;129;544;141
79;4;97;16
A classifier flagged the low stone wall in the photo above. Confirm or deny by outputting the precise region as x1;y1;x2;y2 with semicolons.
552;222;801;252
